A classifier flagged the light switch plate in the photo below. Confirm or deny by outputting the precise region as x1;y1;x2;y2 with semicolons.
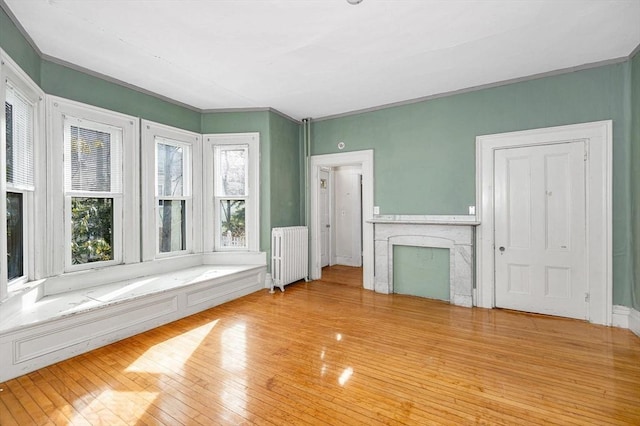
373;206;380;215
468;205;476;215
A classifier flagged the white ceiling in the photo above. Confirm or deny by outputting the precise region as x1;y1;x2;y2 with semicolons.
4;0;640;120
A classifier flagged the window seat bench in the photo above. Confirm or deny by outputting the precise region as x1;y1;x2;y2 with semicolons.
0;263;267;382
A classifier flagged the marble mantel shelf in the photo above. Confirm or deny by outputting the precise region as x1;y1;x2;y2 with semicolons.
368;215;480;226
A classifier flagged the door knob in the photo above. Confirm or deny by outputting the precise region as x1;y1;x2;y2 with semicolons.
499;246;505;252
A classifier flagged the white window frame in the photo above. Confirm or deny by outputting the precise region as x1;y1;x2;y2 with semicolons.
203;133;259;252
47;96;139;274
141;120;202;261
0;50;45;300
62;117;124;270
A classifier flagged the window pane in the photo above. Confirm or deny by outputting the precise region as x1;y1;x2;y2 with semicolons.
158;199;185;252
220;200;246;248
6;192;24;281
156;142;184;197
71;197;113;264
217;148;247;196
69;126;112;192
5;86;34;187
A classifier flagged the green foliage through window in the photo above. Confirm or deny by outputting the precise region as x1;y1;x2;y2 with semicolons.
71;197;113;264
6;192;23;280
220;200;245;247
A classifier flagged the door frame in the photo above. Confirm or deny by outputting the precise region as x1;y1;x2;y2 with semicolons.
476;121;612;325
319;168;332;267
310;150;374;290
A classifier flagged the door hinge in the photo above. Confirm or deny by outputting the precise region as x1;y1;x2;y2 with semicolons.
584;292;590;302
584;150;588;161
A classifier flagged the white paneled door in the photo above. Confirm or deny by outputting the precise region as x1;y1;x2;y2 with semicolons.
494;141;587;319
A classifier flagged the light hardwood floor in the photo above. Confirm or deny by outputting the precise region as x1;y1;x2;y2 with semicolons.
1;265;639;425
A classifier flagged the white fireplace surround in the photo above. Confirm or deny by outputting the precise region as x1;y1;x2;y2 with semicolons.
371;215;479;307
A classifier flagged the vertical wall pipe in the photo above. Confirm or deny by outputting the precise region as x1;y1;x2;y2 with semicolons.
302;118;312;280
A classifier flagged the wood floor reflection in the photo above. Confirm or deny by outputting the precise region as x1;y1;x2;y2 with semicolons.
1;265;639;425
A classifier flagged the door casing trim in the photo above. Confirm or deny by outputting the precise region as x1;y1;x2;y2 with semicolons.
475;121;613;325
310;150;374;289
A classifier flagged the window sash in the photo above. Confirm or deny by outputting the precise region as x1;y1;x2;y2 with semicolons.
63;116;123;195
154;136;192;255
205;133;259;253
214;144;248;197
62;117;125;271
64;195;123;270
6;190;27;285
155;137;191;198
5;83;34;190
215;197;247;250
157;198;187;254
213;144;249;250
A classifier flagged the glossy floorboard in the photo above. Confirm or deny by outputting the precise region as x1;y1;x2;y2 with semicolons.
1;265;639;425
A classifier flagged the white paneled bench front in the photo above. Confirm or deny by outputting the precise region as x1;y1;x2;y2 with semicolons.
0;262;266;382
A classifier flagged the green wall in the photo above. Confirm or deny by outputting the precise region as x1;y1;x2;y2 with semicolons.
312;62;634;307
269;112;302;229
41;60;201;132
0;6;40;84
393;246;450;301
631;51;640;311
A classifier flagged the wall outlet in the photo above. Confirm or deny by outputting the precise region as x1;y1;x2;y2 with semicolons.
468;205;476;215
373;206;380;215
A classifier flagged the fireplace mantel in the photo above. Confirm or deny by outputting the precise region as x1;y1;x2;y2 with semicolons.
368;215;480;225
371;215;479;307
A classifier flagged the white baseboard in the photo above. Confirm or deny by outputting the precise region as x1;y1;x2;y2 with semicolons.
629;307;640;338
612;305;630;328
612;305;640;339
264;273;273;289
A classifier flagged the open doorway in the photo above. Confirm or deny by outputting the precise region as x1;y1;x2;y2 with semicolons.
309;150;374;290
319;166;363;269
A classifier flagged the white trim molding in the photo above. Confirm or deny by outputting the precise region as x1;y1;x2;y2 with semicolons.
629;307;640;338
310;150;374;290
0;49;46;301
612;305;640;338
612;305;630;328
202;133;260;253
46;96;140;276
476;121;613;325
141;120;202;261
